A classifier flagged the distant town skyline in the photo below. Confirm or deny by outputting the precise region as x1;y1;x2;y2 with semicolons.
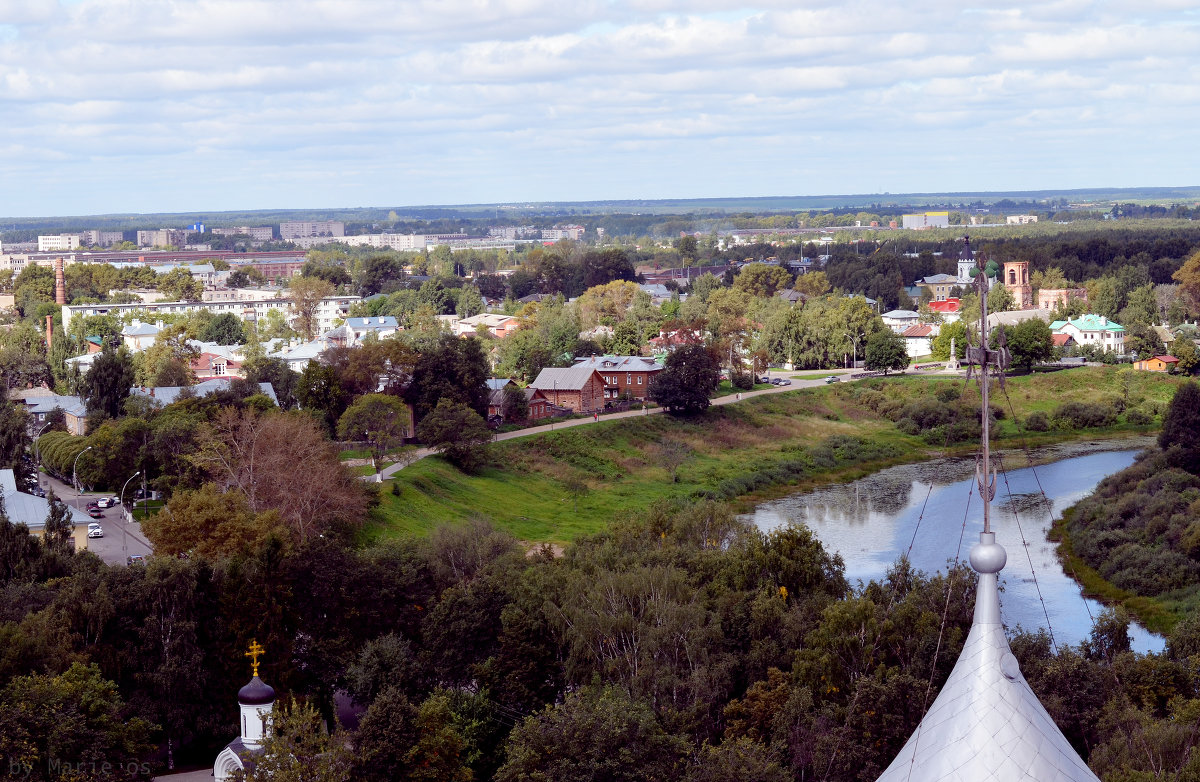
1;0;1197;217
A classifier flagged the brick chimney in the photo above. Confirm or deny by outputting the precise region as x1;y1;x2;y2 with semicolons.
45;314;52;354
54;257;66;305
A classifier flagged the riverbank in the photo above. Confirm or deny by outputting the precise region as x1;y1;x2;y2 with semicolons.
363;368;1181;543
1049;508;1179;635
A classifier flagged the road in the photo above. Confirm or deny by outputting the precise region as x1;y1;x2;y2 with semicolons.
38;471;154;566
373;370;866;481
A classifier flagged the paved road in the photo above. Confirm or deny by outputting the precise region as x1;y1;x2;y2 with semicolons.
38;471;154;566
373;370;859;481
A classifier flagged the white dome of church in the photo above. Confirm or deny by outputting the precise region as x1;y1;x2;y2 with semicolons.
215;641;275;782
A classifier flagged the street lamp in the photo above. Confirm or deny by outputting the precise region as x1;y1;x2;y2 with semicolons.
72;446;93;494
121;470;141;562
844;332;861;370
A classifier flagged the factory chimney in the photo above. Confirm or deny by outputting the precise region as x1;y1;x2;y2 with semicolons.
45;315;52;354
54;257;66;305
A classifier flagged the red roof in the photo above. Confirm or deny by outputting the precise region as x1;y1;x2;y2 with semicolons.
928;298;960;313
1155;355;1179;363
1051;334;1073;346
902;325;935;337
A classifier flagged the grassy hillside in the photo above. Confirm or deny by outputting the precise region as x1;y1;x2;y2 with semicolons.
365;367;1185;544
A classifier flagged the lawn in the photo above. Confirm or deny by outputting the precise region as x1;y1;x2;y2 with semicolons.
364;368;1182;546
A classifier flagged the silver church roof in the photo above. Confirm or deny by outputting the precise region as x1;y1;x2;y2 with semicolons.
875;536;1100;782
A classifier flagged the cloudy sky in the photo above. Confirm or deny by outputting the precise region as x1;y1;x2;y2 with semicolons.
1;0;1197;216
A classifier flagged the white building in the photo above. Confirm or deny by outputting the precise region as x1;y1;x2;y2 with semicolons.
279;220;344;240
214;652;275;782
1050;314;1126;354
1006;215;1038;225
213;226;275;241
542;225;585;241
62;295;361;335
901;212;950;230
136;228;188;248
80;230;125;247
38;234;81;252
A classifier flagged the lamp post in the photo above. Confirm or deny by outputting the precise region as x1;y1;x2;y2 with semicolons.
121;470;141;562
844;332;860;370
72;446;93;494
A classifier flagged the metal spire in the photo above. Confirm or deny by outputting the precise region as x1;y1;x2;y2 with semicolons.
875;238;1100;782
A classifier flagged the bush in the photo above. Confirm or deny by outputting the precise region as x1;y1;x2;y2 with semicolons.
1053;401;1117;429
730;371;754;391
1125;407;1152;426
1025;411;1051;431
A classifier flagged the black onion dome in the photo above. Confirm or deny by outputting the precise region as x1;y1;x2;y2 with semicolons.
237;676;276;706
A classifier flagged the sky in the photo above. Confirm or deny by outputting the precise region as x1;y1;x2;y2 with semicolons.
1;0;1198;217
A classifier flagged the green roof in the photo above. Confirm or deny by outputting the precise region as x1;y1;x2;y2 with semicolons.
1052;315;1124;333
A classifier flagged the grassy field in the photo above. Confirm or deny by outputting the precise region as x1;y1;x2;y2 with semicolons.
364;367;1183;545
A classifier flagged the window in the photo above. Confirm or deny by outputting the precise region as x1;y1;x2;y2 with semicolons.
637;376;643;384
626;373;631;384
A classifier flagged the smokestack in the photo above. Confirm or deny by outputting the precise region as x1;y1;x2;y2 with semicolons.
54;257;66;305
45;315;52;354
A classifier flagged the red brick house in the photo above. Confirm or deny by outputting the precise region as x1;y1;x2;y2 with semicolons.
529;367;606;413
572;355;664;401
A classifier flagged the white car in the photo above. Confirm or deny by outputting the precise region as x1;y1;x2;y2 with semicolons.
95;497;119;508
87;526;103;538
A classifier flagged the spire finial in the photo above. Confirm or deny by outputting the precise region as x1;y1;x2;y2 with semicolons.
245;639;265;678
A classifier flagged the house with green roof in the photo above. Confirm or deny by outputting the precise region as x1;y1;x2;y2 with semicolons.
1049;314;1125;354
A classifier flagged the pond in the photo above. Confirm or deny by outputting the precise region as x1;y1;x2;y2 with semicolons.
742;437;1164;653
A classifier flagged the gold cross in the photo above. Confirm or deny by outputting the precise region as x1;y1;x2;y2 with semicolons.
245;639;265;677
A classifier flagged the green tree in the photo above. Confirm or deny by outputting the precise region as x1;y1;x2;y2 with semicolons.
1003;318;1054;371
0;663;155;782
235;697;352;782
200;312;247;345
930;320;967;361
337;394;412;478
986;281;1015;313
1159;380;1200;474
41;488;74;552
287;276;335;340
864;329;908;374
142;484;283;558
496;685;688;782
418;399;492;473
156;268;204;301
501;385;528;421
81;346;135;419
404;334;489;423
734;263;793;298
296;361;348;435
1172;338;1199;374
244;357;301;410
648;343;721;415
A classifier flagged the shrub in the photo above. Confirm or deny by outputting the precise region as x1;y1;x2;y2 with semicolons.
1125;408;1152;426
730;371;754;391
1053;401;1117;429
1025;411;1050;431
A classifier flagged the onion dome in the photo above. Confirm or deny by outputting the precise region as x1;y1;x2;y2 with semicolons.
237;676;276;706
875;532;1099;781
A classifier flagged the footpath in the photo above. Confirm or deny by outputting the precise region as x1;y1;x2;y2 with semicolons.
369;372;850;481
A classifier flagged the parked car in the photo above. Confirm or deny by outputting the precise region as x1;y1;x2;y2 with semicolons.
88;526;103;538
127;555;146;566
773;378;791;386
29;487;46;497
87;507;104;519
96;497;116;509
825;376;840;384
757;376;771;384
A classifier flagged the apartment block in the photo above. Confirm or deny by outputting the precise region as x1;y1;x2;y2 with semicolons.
38;234;81;252
279;221;345;240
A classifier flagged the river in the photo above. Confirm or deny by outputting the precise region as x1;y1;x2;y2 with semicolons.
742;437;1164;653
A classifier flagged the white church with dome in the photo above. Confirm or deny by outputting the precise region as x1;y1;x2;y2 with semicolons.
214;641;276;781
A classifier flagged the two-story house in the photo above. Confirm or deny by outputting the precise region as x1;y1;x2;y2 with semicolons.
1050;315;1126;354
572;355;664;401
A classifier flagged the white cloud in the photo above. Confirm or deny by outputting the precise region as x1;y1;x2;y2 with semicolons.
0;0;1196;214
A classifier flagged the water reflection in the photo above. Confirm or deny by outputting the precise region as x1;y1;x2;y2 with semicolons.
743;437;1164;653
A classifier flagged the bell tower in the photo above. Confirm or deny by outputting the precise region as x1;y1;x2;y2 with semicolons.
1003;261;1033;309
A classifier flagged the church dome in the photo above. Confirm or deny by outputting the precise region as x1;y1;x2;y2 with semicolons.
237;676;276;706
